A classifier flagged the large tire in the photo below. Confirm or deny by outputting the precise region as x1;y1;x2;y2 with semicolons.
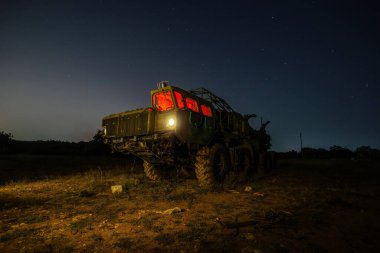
195;144;230;187
143;161;163;181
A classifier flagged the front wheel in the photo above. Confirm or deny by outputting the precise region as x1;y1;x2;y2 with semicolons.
195;144;230;187
143;161;164;181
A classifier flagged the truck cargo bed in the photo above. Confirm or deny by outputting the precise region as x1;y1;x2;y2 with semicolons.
102;108;155;137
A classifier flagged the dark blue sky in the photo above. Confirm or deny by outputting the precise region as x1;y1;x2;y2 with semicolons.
0;0;379;151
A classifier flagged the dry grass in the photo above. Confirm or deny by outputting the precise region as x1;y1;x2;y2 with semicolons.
0;155;379;252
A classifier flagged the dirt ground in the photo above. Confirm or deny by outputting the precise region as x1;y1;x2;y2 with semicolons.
0;155;379;252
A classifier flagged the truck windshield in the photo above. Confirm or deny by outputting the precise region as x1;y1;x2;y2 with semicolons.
152;91;174;111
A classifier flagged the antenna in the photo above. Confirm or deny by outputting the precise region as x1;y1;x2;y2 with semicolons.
300;132;303;158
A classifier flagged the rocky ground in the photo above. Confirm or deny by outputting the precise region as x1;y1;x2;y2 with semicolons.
0;155;379;252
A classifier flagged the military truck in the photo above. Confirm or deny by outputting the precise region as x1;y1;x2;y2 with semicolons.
102;81;273;186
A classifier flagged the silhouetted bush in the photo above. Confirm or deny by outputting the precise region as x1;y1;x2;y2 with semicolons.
2;130;379;159
0;131;13;153
277;150;298;159
302;147;330;159
279;145;380;160
0;130;110;156
329;145;353;159
87;130;110;155
355;146;380;159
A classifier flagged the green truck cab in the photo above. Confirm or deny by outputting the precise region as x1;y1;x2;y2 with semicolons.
102;81;273;186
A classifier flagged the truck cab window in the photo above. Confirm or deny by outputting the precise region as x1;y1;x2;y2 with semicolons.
186;97;199;112
201;104;212;117
174;91;185;109
152;91;174;111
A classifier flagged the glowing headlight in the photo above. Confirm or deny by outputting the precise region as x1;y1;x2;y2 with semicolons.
168;118;175;126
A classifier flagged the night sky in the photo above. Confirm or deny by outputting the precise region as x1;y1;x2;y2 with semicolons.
0;0;379;151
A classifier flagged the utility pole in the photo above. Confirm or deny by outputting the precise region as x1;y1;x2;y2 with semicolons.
300;132;303;158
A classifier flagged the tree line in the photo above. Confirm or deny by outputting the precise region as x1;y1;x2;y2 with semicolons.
278;145;380;159
0;131;109;155
1;131;379;159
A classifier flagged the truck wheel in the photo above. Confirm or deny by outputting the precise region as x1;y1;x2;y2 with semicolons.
143;161;163;181
195;144;230;187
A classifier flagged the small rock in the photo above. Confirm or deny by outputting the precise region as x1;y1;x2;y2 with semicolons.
11;223;26;229
162;207;182;215
111;185;123;194
133;178;141;185
72;214;90;222
243;233;255;240
244;186;253;192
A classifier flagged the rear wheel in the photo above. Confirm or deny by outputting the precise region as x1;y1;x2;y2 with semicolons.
195;144;230;187
143;161;164;181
